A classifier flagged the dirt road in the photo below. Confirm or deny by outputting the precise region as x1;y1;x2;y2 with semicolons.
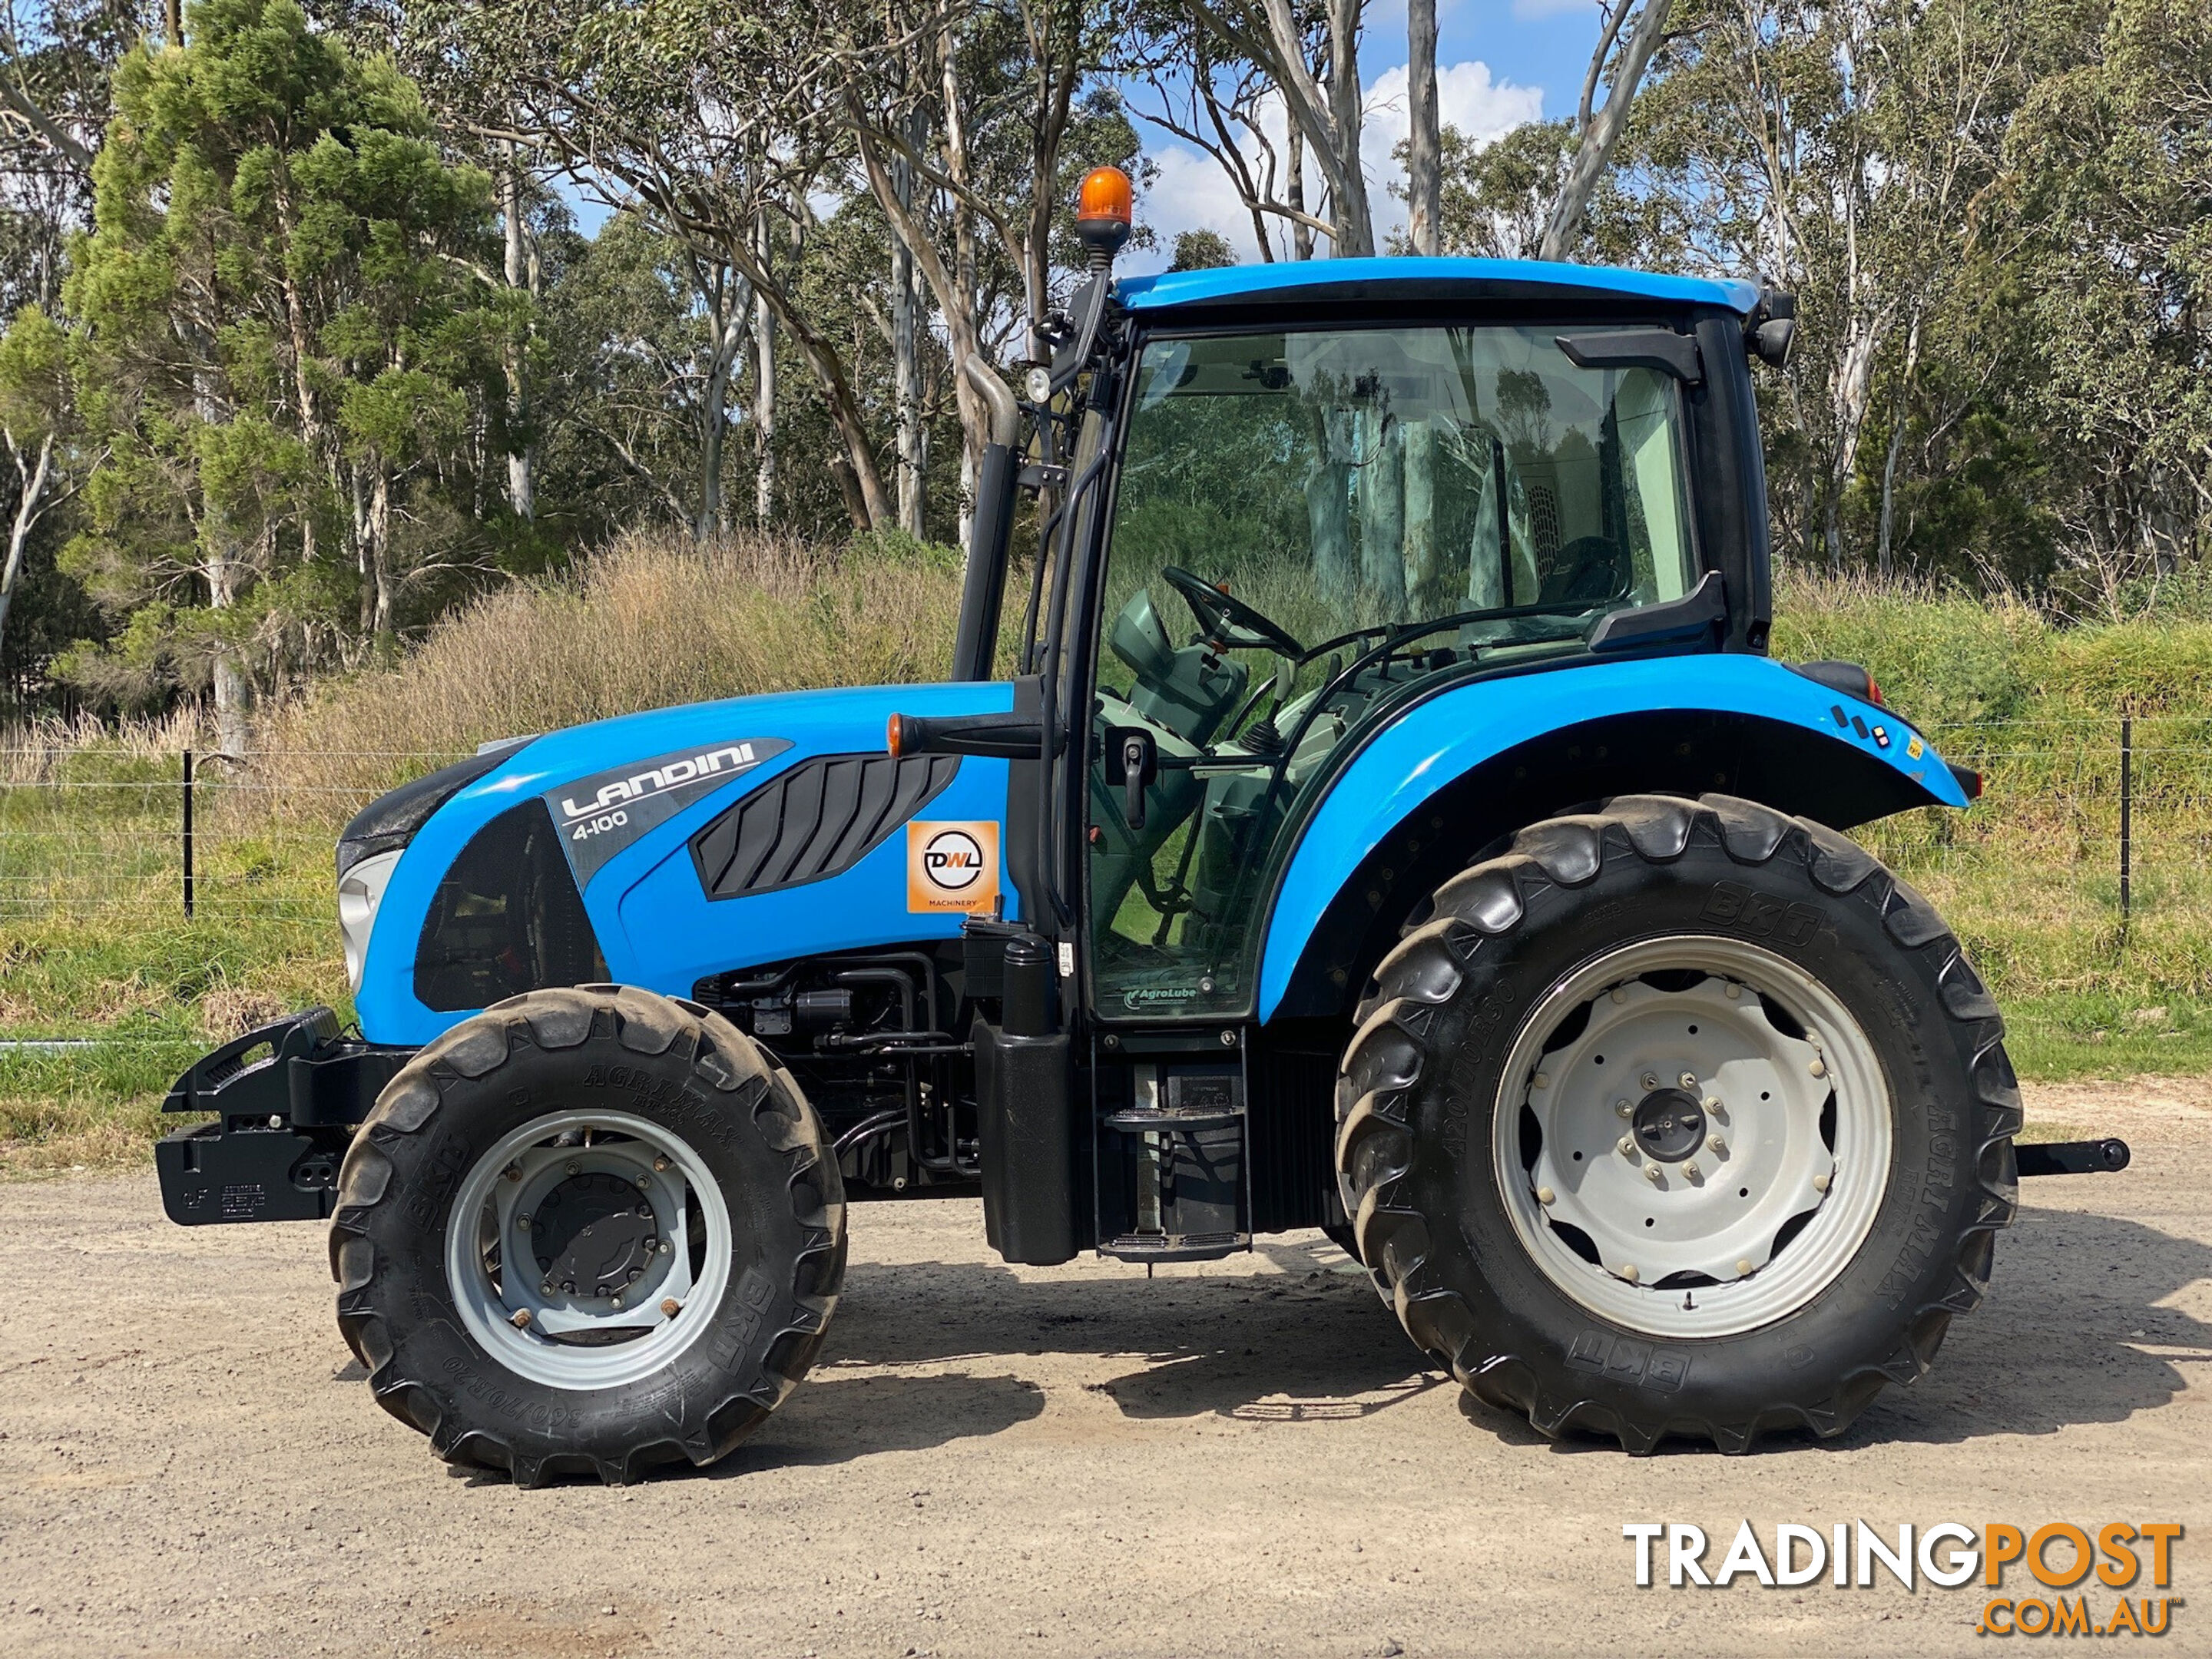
2;1078;2207;1658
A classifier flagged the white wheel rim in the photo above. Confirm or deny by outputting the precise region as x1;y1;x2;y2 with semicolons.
1491;935;1892;1339
445;1109;734;1390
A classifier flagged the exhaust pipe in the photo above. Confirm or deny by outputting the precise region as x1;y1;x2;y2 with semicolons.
952;356;1021;683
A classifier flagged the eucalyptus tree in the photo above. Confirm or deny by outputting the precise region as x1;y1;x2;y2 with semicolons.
415;0;896;528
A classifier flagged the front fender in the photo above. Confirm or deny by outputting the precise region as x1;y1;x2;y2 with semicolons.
1256;654;1964;1021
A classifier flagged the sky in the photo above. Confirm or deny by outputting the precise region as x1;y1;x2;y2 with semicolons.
1124;0;1610;271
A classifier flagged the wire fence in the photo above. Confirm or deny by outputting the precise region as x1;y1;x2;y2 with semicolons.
0;724;2207;927
0;747;472;926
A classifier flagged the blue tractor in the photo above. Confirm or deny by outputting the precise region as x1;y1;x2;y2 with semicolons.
155;169;2128;1483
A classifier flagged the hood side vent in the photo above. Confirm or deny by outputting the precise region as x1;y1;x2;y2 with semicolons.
690;752;960;901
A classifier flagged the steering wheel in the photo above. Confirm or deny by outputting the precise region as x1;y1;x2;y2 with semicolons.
1161;565;1306;657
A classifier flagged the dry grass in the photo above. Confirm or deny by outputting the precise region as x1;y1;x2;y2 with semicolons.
246;531;967;819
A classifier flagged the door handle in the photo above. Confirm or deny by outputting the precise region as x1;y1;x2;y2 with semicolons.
1104;725;1158;832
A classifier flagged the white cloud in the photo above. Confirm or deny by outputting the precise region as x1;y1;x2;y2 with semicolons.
1130;60;1544;270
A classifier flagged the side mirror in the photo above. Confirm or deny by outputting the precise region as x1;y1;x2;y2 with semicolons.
1102;725;1157;830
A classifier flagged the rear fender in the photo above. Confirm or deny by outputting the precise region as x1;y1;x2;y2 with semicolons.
1257;654;1964;1022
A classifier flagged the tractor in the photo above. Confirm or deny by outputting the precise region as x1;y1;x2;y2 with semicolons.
154;166;2130;1484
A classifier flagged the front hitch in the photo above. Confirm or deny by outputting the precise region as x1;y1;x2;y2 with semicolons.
155;1007;412;1225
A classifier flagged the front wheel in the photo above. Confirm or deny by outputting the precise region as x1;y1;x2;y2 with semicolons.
329;985;845;1485
1336;794;2018;1453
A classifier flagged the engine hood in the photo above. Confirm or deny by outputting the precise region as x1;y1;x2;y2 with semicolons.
352;679;1017;1045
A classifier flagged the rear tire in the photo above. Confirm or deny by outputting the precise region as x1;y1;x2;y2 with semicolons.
329;985;845;1485
1335;794;2018;1453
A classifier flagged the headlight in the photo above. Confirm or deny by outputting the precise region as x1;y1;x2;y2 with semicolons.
338;849;401;995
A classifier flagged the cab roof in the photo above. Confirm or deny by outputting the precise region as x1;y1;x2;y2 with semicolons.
1116;257;1763;317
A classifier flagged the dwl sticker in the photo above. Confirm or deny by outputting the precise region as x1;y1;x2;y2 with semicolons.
907;820;1000;915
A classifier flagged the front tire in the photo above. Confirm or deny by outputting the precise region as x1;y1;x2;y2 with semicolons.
329;985;845;1485
1336;795;2018;1453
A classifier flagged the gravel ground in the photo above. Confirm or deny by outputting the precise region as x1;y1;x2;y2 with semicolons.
1;1077;2206;1658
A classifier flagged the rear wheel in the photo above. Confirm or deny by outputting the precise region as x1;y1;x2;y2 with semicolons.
330;985;844;1485
1336;794;2018;1452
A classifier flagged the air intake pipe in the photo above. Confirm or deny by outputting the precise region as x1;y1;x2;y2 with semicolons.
952;357;1022;682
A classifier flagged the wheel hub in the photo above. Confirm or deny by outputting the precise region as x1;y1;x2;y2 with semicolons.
444;1110;733;1391
1493;935;1892;1339
1631;1087;1706;1163
531;1172;659;1299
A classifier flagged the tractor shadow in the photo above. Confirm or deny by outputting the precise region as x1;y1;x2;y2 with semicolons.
820;1227;1446;1430
820;1204;2212;1458
1826;1204;2212;1451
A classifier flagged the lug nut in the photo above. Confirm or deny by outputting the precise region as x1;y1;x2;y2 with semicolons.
1679;1071;1699;1091
1618;1136;1637;1157
1809;1057;1827;1078
1620;1264;1640;1283
565;1160;581;1176
1704;1096;1723;1113
540;1280;555;1296
611;1294;624;1310
1532;1071;1549;1090
1536;1187;1555;1205
502;1162;522;1181
1684;1161;1701;1179
1641;1073;1661;1091
516;1213;531;1228
1615;1099;1632;1118
1735;1258;1753;1275
628;1267;642;1283
661;1298;681;1318
1813;1171;1832;1192
1707;1135;1727;1155
659;1241;672;1255
635;1174;651;1190
1644;1164;1662;1184
653;1155;671;1172
509;1308;531;1329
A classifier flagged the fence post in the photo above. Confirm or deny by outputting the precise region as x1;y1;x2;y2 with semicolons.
181;748;194;919
2118;716;2132;926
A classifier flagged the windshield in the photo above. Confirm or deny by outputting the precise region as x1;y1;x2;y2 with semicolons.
1086;323;1702;1021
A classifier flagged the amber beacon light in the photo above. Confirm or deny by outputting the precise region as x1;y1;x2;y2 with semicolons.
1075;165;1133;266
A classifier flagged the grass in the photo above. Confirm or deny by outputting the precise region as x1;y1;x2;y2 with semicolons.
1;545;2205;1171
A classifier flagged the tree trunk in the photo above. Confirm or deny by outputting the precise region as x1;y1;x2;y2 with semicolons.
733;211;889;530
753;214;777;528
890;111;926;538
0;432;55;654
695;261;749;541
1406;0;1442;257
1322;0;1373;257
1358;409;1406;605
1539;0;1674;262
1288;127;1313;262
1307;408;1354;598
1402;422;1437;604
189;351;250;755
501;141;537;524
364;469;394;643
1875;314;1922;581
